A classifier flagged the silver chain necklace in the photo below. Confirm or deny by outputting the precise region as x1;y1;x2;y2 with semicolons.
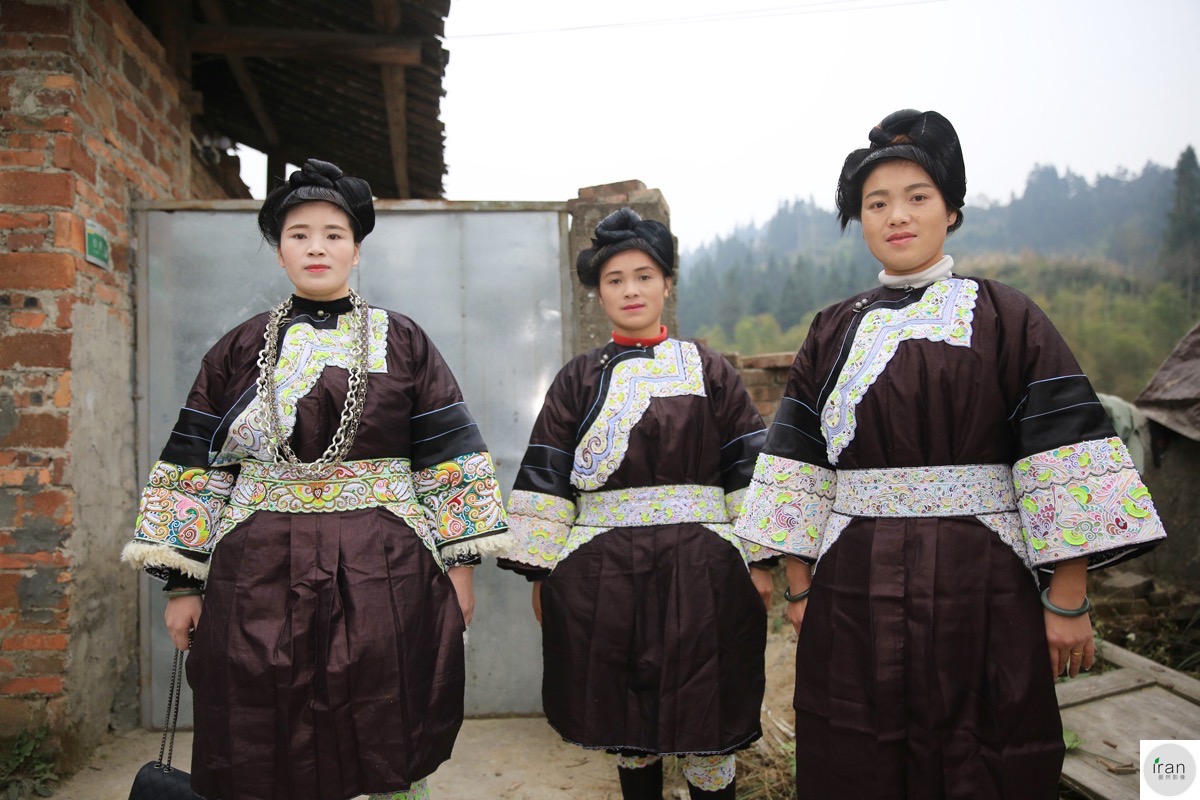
255;288;370;478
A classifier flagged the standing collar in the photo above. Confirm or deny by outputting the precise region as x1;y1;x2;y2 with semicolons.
877;255;955;290
611;325;669;348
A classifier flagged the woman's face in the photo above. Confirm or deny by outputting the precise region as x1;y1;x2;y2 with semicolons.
597;249;670;341
860;159;959;276
276;201;360;301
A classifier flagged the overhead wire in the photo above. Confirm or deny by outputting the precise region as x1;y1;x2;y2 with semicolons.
445;0;951;40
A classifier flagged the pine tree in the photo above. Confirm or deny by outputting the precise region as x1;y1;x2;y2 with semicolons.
1162;145;1200;309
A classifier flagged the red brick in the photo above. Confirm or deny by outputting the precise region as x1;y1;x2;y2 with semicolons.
0;151;44;170
0;212;49;230
0;577;19;609
29;36;69;53
41;75;75;92
1;633;67;652
0;114;74;133
54;294;72;328
8;312;46;331
0;615;18;631
0;413;68;449
0;332;70;368
0;659;15;673
0;552;68;569
26;488;71;524
6;233;45;250
0;676;64;696
0;3;72;36
51;136;95;181
0;252;75;289
7;133;48;150
0;171;72;207
25;655;64;674
50;211;82;251
52;372;68;407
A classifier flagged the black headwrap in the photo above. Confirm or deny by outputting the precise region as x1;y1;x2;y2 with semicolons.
575;208;675;288
258;159;376;245
835;109;966;233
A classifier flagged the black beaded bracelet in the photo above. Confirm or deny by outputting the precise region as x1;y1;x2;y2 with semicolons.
784;586;811;603
1039;587;1092;617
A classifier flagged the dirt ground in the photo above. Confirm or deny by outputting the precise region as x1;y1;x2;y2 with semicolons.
51;627;799;800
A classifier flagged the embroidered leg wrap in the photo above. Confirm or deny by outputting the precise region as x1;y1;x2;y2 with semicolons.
368;778;430;800
682;753;735;796
616;754;663;800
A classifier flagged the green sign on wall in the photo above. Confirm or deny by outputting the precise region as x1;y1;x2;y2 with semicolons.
85;220;110;269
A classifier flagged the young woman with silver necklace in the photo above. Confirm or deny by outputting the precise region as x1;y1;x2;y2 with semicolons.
123;159;510;800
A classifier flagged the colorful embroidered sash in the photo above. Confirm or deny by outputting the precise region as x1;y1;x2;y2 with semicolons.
575;484;728;528
833;464;1015;517
228;457;423;516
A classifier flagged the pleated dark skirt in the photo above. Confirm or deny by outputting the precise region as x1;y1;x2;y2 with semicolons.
186;507;465;800
541;524;766;755
793;518;1065;800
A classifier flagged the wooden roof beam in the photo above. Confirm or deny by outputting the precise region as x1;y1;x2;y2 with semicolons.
189;24;423;66
194;0;279;148
373;0;410;198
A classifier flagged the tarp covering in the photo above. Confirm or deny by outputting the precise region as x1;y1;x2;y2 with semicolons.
1134;319;1200;442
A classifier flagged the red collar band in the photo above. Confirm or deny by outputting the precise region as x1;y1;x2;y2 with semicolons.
612;326;669;347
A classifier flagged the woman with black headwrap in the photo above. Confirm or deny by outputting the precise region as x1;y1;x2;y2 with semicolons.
735;110;1167;798
122;159;509;800
497;208;775;799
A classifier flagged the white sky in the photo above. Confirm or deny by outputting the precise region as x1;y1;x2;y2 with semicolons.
243;0;1200;249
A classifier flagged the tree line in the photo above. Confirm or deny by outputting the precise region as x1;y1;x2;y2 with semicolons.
678;148;1200;400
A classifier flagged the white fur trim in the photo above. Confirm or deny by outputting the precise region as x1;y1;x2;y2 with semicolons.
121;541;210;581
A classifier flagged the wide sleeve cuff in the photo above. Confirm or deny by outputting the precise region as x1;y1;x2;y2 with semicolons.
500;489;576;571
413;451;510;557
1014;436;1167;571
123;460;236;579
733;454;836;562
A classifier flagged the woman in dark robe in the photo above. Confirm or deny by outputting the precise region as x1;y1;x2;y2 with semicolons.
498;208;775;799
734;110;1167;799
122;159;509;800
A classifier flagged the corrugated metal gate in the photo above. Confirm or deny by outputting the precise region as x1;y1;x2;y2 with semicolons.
134;200;569;726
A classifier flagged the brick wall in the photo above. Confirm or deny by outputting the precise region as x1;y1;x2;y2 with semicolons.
731;352;794;423
0;0;191;764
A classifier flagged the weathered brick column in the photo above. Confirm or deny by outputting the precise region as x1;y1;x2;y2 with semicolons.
0;0;191;764
736;352;796;423
565;181;678;357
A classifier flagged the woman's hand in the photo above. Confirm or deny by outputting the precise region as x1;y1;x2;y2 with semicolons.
784;556;813;637
787;597;808;637
1044;557;1095;678
532;581;543;625
164;595;202;652
749;566;774;610
1045;610;1095;678
448;566;475;626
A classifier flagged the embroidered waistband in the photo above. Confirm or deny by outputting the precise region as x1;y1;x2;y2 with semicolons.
229;458;422;515
575;484;728;528
833;464;1015;517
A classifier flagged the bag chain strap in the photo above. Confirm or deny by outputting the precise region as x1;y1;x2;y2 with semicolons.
156;648;185;771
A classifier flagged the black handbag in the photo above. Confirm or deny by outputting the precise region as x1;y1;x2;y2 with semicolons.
129;649;203;800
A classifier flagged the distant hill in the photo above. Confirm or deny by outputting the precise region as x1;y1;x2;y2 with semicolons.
680;162;1174;337
677;160;1192;399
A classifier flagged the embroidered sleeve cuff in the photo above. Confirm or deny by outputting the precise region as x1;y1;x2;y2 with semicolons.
121;541;211;582
413;451;509;548
128;460;235;561
501;489;576;569
1014;437;1167;571
733;454;835;561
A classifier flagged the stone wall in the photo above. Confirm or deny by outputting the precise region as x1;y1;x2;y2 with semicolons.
0;0;191;764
